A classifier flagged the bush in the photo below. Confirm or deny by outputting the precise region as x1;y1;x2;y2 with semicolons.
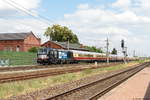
85;46;103;53
28;47;38;53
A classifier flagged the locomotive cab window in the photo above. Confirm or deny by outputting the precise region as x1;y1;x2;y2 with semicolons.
49;50;54;57
54;50;58;58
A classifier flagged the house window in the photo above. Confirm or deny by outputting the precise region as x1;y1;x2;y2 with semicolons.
9;47;13;51
4;47;8;51
5;46;12;51
16;46;20;52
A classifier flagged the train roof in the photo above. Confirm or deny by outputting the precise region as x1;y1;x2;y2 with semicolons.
70;50;126;57
69;50;106;55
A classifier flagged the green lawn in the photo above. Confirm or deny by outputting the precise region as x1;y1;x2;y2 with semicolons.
0;51;37;66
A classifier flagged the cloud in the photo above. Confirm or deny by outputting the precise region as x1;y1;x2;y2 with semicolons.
0;0;41;10
77;4;89;9
0;0;149;56
0;0;48;42
0;0;41;17
59;2;150;56
112;0;150;17
0;18;49;43
0;0;52;44
112;0;131;10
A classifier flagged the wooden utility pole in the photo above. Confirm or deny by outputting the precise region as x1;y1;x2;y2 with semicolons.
67;38;69;50
133;50;136;57
124;47;127;64
106;38;109;64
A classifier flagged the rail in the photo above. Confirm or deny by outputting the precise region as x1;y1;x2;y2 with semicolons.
0;62;121;83
45;62;149;100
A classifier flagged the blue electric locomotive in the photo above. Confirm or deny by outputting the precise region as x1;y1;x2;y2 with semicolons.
37;48;73;64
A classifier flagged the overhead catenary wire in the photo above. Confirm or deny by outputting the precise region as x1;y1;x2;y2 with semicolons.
2;0;57;40
3;0;55;26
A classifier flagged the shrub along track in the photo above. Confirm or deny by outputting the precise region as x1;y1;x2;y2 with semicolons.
0;62;122;83
44;62;149;100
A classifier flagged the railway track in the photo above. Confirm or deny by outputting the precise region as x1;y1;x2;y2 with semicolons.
0;63;121;83
0;62;121;72
44;62;149;100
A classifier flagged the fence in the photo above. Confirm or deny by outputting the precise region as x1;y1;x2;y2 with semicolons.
0;51;37;66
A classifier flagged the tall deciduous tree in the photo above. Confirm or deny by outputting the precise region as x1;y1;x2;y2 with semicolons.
85;46;103;53
44;24;79;43
111;48;117;55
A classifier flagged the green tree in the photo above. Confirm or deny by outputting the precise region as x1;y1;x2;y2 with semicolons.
44;24;79;43
28;47;38;53
85;46;103;53
111;48;117;55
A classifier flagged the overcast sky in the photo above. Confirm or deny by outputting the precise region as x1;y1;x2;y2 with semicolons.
0;0;150;56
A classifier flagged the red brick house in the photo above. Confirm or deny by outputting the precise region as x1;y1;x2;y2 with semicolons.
41;41;88;51
0;32;41;52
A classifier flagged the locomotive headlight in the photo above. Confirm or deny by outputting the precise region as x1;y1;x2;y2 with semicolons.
39;55;48;59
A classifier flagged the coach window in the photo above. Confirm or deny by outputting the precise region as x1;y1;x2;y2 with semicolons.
16;45;20;52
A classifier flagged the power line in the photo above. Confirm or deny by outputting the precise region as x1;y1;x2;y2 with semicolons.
8;0;54;24
3;0;54;25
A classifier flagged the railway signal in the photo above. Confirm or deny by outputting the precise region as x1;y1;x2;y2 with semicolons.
121;39;127;64
121;40;124;48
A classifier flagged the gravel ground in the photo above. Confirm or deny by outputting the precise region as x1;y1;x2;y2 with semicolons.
3;63;142;100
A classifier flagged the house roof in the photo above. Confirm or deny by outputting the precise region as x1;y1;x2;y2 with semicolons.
0;32;32;41
54;41;81;49
43;41;88;51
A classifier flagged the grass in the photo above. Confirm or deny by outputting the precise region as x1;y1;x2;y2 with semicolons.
0;61;143;99
82;69;93;75
0;51;37;66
